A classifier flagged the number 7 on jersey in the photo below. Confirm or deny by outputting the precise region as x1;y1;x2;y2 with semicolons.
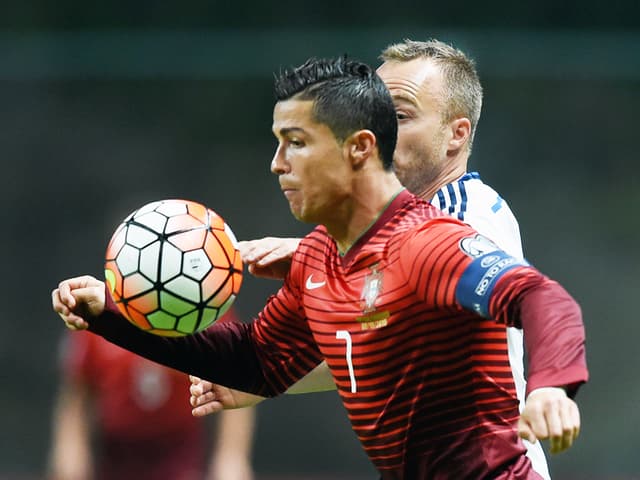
336;330;357;393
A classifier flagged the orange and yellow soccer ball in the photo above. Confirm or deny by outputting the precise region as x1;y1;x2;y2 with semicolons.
104;199;243;336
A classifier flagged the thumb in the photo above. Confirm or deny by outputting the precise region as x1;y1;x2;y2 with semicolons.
517;417;537;444
71;286;105;316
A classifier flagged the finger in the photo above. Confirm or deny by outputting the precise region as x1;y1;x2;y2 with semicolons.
557;400;580;452
192;400;223;417
526;403;550;442
64;320;87;331
56;282;77;310
57;282;72;307
52;289;68;315
238;240;260;262
63;313;89;330
71;286;101;302
517;417;537;444
245;249;269;265
194;391;218;406
190;382;203;397
58;276;94;307
247;263;276;279
243;238;285;264
256;249;288;266
545;405;564;453
189;379;212;397
570;400;581;440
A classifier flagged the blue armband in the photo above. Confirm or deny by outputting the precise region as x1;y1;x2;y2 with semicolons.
455;249;527;318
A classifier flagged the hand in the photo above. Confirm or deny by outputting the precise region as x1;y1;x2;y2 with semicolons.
518;387;581;454
51;275;106;331
189;376;265;417
239;237;301;280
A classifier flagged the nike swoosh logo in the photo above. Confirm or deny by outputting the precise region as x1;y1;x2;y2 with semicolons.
306;274;326;290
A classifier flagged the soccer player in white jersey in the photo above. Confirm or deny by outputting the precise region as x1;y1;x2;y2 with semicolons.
191;39;550;478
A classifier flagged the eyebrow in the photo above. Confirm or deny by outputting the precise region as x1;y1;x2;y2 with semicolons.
391;94;417;105
278;127;306;135
273;126;307;138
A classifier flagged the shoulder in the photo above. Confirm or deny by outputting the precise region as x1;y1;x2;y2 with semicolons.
432;173;523;256
401;216;477;249
432;172;502;211
290;226;334;278
456;174;517;218
394;193;448;228
298;225;333;252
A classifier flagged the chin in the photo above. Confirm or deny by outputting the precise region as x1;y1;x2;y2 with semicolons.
289;206;305;222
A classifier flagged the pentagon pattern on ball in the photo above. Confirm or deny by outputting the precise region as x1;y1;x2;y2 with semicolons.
104;199;242;337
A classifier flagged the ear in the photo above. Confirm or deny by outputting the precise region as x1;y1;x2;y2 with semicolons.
345;129;377;169
448;117;471;153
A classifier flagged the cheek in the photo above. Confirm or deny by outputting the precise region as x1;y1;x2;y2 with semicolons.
395;130;422;163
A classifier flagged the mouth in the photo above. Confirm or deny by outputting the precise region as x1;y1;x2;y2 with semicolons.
282;189;297;200
280;182;296;193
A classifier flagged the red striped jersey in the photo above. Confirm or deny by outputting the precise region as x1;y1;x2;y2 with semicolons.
431;172;550;479
91;189;587;479
250;189;585;479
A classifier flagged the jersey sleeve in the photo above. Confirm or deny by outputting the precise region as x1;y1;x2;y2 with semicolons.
401;217;528;314
250;275;324;394
89;277;322;397
489;270;588;396
89;288;275;396
401;217;587;396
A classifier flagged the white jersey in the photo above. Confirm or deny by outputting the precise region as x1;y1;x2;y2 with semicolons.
431;171;551;480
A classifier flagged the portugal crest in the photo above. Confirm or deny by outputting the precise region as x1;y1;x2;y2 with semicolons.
361;265;383;314
357;265;388;330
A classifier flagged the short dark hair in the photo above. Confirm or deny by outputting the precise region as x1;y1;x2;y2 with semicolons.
274;57;397;170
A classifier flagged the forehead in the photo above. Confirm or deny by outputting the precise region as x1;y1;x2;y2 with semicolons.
376;58;443;103
272;99;316;131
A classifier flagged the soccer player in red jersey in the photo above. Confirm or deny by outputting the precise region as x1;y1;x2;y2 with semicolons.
47;309;255;480
192;38;550;476
52;56;588;480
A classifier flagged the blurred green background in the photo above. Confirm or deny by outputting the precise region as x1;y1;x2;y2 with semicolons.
1;1;639;478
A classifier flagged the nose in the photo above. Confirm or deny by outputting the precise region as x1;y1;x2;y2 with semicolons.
271;143;288;175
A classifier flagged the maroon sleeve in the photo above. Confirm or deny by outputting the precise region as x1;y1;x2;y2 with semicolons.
490;269;588;397
87;287;279;397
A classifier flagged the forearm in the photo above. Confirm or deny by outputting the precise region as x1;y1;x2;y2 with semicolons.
48;384;93;480
492;272;588;396
88;290;278;396
209;408;256;476
285;361;336;394
518;280;588;396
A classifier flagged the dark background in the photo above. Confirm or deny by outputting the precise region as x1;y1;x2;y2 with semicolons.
1;1;639;478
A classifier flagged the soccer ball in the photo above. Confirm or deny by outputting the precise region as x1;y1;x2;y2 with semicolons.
104;199;243;337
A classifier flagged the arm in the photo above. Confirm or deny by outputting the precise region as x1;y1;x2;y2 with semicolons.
47;380;94;480
52;276;274;396
190;362;336;417
53;270;325;398
406;220;588;454
207;408;256;480
239;237;301;280
490;273;587;453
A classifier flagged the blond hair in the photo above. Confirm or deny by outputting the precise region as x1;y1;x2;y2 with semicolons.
381;39;483;151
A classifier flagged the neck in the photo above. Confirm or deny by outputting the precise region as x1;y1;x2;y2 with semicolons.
416;154;468;201
326;170;404;254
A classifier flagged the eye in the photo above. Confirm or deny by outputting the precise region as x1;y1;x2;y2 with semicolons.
289;138;304;147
